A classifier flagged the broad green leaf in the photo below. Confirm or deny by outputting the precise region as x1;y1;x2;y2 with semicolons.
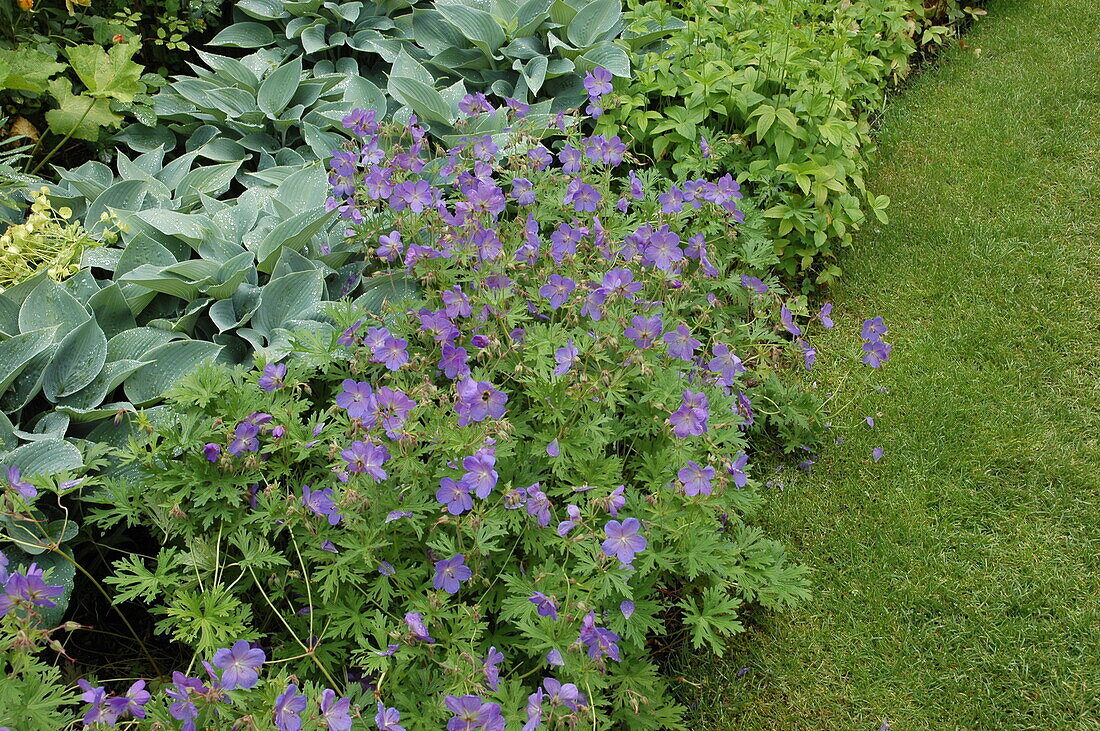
253;206;335;273
258;57;303;118
566;0;621;48
66;41;146;102
2;438;82;478
355;272;422;314
42;318;107;400
18;277;89;336
45;79;123;142
87;284;137;339
209;22;277;48
0;328;57;393
106;327;180;362
577;42;630;77
252;270;324;336
0;47;66;93
437;3;506;52
124;340;223;406
388;76;453;125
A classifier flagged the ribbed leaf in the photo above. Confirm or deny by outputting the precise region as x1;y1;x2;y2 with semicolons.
42;318;107;400
18;278;89;337
124;340;223;406
209;22;277;48
0;328;57;392
566;0;621;47
252;270;324;336
2;438;82;477
388;76;453;125
258;57;303;117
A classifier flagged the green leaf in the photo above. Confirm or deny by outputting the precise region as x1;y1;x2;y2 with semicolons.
2;438;82;478
106;327;180;362
124;340;223;406
258;57;303;118
209;22;277;48
18;278;89;337
45;79;124;142
0;47;66;94
252;270;324;336
566;0;621;48
253;206;335;273
388;76;453;125
577;42;630;77
0;328;57;393
87;284;137;340
42;318;107;400
436;3;506;53
354;272;422;314
66;41;146;102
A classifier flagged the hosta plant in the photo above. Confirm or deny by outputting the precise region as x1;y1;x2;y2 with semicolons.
87;91;827;729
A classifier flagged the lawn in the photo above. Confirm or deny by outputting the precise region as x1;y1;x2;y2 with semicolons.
683;0;1100;727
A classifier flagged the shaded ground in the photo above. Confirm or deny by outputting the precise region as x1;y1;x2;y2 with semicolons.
684;0;1100;727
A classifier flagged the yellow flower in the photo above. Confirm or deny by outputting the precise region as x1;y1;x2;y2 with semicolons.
17;0;34;11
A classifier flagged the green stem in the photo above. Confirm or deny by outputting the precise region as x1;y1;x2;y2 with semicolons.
28;97;96;177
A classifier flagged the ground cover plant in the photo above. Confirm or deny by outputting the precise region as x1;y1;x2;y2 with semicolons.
0;86;862;728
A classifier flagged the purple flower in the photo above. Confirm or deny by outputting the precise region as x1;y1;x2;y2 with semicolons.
546;649;564;667
79;679;116;726
728;452;749;488
620;600;635;619
525;483;552;527
434;554;473;594
274;684;307;731
872;447;885;462
529;592;558;620
543;677;582;709
258;362;287;391
663;324;701;361
669;390;709;438
405;612;435;642
337;319;362;347
642;226;683;271
389;180;435;213
866;417;876;428
341;440;389;482
583;67;613;99
373;387;417;437
455;378;508;426
563;179;602;212
227;421;261;456
202;443;221;463
818;303;834;328
373;337;409;371
337;379;376;421
438;343;470;379
314;690;352;731
553;339;579;376
624;314;662;349
550;222;583;262
709;344;745;385
464;182;507;217
459;92;493;116
483;646;504;691
166;672;207;731
679;461;716;496
862;316;888;340
442;286;472;319
546;439;560;458
558;145;582;173
104;679;151;720
601;517;647;564
2;467;37;501
377;231;403;262
539;274;576;310
579;611;621;662
798;339;817;371
445;695;504;731
862;339;892;368
741;275;768;294
212;640;266;690
302;486;343;525
780;303;802;336
511;177;536;206
378;561;395;576
375;701;405;731
700;135;711;158
436;477;473;515
606;485;626;517
584;134;627;166
527;146;552;170
462;447;498;498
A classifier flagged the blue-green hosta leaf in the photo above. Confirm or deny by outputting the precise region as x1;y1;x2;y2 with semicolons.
55;400;137;423
253;206;336;273
18;278;90;337
209;285;262;332
0;344;55;414
2;438;82;478
388;76;454;125
56;359;146;413
124;340;223;406
0;328;57;393
130;209;210;250
514;0;552;34
42;318;107;400
355;272;422;314
106;327;181;362
87;284;137;339
175;161;243;208
342;76;388;117
577;41;630;77
120;264;201;301
521;55;548;94
437;3;506;54
566;0;621;47
0;294;18;336
252;270;325;336
258;57;303;118
205;252;256;300
209;22;278;49
237;0;291;20
390;49;435;85
113;123;178;154
61;270;101;304
84;179;164;231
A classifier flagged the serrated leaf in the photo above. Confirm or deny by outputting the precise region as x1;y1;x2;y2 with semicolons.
66;41;146;102
45;78;124;142
0;47;66;93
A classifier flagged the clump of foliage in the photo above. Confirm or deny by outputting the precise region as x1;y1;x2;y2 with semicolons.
69;94;830;728
597;0;983;287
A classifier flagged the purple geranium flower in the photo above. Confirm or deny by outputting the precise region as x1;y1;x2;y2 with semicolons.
553;339;579;376
780;303;802;336
558;145;582;173
579;611;621;662
302;486;343;525
211;640;266;690
584;67;613;99
274;684;307;731
462;447;498;498
529;591;558;620
741;275;768;294
663;324;701;361
455;378;508;426
709;344;746;385
818;303;834;328
203;443;221;463
5;466;36;500
539;274;576;309
405;612;435;642
624;314;663;349
728;452;749;488
341;440;390;482
434;554;473;594
679;461;716;496
375;701;405;731
104;680;151;720
601;517;647;564
669;390;709;438
373;337;409;371
337;379;376;421
862;339;892;368
525;483;552;527
258;362;287;391
483;646;504;691
227;421;261;456
862;316;888;340
436;477;473;515
445;695;504;731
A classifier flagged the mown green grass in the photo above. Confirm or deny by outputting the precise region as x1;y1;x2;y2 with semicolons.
681;0;1100;727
